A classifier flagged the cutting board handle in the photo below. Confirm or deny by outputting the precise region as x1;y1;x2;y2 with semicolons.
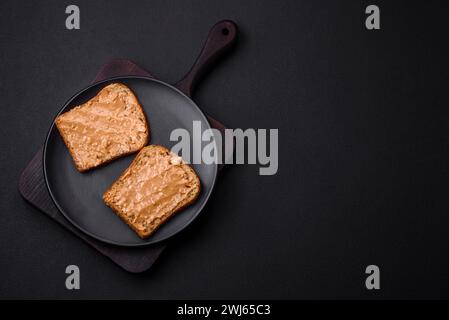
175;20;237;97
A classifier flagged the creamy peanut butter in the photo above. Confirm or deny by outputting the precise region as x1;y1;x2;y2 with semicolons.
103;145;201;238
55;83;149;172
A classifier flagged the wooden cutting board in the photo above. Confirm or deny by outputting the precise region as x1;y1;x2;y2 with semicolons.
18;59;229;273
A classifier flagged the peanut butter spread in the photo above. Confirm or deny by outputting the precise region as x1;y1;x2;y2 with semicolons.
103;145;201;238
55;83;148;172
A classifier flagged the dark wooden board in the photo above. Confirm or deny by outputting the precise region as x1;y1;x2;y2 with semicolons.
18;59;229;272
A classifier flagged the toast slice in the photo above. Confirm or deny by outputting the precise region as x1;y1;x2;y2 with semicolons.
55;83;149;172
103;145;201;239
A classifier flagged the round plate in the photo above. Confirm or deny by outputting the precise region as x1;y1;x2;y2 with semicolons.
43;76;218;246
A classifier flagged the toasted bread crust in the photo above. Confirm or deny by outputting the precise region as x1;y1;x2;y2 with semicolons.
55;83;149;172
103;145;201;239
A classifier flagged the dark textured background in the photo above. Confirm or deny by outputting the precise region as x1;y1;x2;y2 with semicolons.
0;0;448;299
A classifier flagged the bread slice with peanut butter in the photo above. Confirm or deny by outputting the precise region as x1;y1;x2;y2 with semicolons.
103;145;201;239
55;83;149;172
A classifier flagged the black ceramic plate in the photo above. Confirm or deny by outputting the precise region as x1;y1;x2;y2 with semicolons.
43;76;218;246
